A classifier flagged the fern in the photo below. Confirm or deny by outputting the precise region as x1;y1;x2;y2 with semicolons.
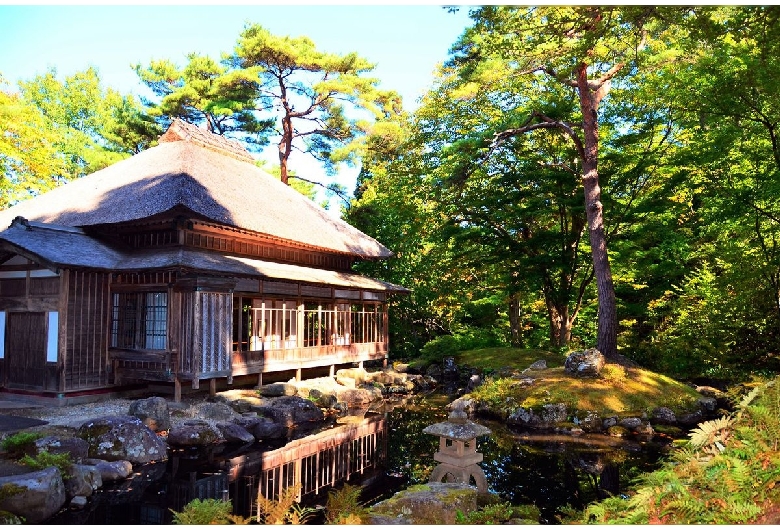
578;376;780;525
256;483;316;524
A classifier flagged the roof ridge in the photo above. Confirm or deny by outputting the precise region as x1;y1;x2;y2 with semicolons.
158;119;255;163
11;216;86;235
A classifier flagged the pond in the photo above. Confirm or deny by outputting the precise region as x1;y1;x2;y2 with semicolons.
44;391;676;525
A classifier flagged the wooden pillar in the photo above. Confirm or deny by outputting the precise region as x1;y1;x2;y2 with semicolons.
174;377;181;403
57;269;69;393
295;367;301;381
257;371;263;388
209;378;216;397
329;364;335;377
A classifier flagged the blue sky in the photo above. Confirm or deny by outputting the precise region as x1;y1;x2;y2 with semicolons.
0;4;472;109
0;4;474;207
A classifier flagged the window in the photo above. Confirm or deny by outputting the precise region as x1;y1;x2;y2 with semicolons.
111;292;167;350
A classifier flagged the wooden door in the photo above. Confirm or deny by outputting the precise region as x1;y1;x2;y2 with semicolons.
5;312;47;389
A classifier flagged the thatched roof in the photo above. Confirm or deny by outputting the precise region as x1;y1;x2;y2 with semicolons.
0;218;407;292
0;119;392;259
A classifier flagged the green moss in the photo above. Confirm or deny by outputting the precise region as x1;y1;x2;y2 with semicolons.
467;356;701;420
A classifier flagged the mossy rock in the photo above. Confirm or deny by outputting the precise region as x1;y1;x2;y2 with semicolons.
607;425;630;438
368;482;478;524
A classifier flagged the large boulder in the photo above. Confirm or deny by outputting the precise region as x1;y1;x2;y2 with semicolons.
258;383;298;397
368;483;478;525
129;396;171;432
216;422;255;444
564;348;606;377
64;463;103;497
166;419;221;446
336;367;368;386
255;396;324;427
83;458;133;482
77;415;168;464
0;467;66;523
34;435;89;461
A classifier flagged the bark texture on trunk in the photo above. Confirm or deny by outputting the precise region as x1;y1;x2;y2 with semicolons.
576;63;617;359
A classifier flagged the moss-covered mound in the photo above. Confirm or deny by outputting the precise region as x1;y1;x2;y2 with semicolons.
458;347;705;422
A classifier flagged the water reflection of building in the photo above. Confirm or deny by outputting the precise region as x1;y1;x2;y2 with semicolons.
168;414;388;520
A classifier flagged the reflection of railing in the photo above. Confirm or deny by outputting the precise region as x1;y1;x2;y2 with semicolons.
222;414;387;516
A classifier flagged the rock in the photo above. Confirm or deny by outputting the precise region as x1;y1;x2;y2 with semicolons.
255;396;325;427
528;360;547;371
602;417;618;429
564;348;605;377
129;396;171;432
607;425;630;437
0;467;66;523
651;407;677;425
467;374;482;391
618;417;643;430
77;415;168;464
34;435;89;461
83;459;133;482
251;418;286;440
541;403;567;424
507;407;540;427
258;383;298;397
336;367;368;386
69;496;88;509
334;387;373;408
677;409;704;427
198;402;239;422
697;396;718;412
634;422;655;437
166;419;221;446
442;357;460;380
65;463;103;497
216;422;255;444
369;483;478;525
576;411;602;432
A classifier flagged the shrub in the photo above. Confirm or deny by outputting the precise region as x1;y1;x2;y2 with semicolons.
325;483;369;524
1;432;42;457
580;377;780;524
18;450;73;479
171;498;234;525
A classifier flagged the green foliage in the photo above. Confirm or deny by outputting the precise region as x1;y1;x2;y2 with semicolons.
170;498;235;525
324;483;369;524
0;432;42;457
455;502;516;524
18;450;73;479
255;483;316;525
171;484;315;525
580;377;780;524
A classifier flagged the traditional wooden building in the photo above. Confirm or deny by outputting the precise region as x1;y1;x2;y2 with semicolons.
0;120;406;404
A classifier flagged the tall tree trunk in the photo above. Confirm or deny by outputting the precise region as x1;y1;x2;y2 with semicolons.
576;62;618;359
279;114;292;185
509;291;522;347
546;300;573;348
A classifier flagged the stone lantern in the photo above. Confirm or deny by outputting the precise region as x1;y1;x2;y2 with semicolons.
422;400;492;493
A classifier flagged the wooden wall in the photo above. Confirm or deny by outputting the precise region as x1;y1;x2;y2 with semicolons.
64;270;111;390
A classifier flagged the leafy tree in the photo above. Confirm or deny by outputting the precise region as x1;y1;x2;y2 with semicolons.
0;76;68;208
227;23;403;189
134;53;271;147
443;6;693;360
18;67;160;179
412;62;595;349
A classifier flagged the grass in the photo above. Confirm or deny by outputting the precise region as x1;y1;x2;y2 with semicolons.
456;347;566;371
458;347;702;418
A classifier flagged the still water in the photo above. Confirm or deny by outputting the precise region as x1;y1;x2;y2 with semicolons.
45;392;674;524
